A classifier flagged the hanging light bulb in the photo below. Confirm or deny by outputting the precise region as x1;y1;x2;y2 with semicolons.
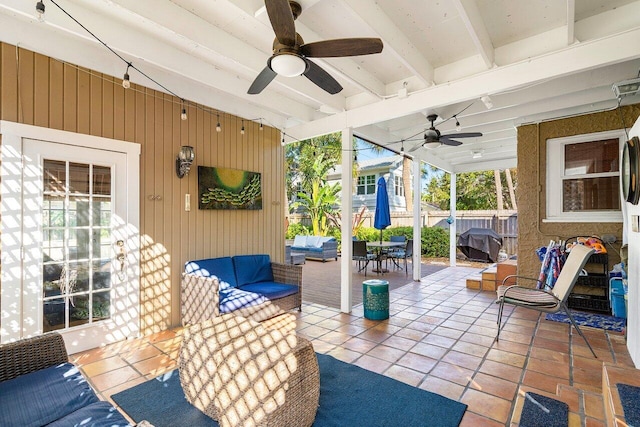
400;140;405;152
259;121;263;131
181;108;187;121
35;0;45;21
455;116;462;132
122;63;131;89
216;114;221;132
240;120;245;135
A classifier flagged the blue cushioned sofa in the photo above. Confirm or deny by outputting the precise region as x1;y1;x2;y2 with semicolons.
0;332;137;427
181;254;302;324
290;235;338;262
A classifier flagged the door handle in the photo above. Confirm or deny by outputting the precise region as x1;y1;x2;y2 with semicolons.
116;240;126;280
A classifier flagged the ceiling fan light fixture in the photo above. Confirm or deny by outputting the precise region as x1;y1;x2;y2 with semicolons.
423;141;440;149
270;54;306;77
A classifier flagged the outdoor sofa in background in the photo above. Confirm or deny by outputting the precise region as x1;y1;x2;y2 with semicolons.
291;235;338;262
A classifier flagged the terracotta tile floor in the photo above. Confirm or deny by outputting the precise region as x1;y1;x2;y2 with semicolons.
71;266;636;426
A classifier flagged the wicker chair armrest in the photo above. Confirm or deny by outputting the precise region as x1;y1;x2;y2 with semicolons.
323;241;338;250
272;262;302;288
181;273;220;326
0;332;68;382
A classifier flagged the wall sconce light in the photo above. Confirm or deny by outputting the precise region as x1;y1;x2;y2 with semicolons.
176;146;195;178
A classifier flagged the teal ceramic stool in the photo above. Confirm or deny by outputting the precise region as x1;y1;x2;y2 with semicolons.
363;279;389;320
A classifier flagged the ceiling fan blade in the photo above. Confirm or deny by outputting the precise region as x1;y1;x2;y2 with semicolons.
440;132;482;138
247;65;277;94
301;38;383;58
303;59;342;94
408;142;424;153
265;0;296;46
440;137;463;146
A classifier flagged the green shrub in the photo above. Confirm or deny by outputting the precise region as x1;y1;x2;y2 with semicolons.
421;226;449;257
286;222;310;239
362;225;449;257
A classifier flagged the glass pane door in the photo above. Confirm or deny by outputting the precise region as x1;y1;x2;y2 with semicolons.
42;160;113;332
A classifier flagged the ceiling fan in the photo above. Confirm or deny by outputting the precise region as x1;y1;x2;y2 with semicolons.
248;0;383;95
409;114;482;152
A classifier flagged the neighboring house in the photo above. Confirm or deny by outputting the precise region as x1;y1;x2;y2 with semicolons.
326;156;409;213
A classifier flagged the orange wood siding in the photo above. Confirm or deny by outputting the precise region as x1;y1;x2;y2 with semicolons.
0;43;286;334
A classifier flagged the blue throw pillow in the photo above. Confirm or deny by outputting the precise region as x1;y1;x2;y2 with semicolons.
184;257;237;288
233;254;274;286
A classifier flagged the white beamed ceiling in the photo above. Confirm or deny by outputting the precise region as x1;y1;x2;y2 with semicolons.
2;0;640;172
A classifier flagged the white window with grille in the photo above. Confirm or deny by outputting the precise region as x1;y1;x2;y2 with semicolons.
546;129;624;222
357;174;376;195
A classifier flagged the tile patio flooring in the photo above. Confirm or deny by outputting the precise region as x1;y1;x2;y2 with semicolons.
71;266;636;426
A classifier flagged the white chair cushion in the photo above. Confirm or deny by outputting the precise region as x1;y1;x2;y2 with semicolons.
292;235;307;247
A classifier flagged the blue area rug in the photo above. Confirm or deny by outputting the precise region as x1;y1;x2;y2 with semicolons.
112;353;467;427
519;392;568;427
617;383;640;426
545;311;625;332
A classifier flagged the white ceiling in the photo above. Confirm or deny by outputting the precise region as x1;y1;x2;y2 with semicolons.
2;0;640;172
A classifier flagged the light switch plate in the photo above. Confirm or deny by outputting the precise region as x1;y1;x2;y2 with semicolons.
185;193;191;211
632;215;639;232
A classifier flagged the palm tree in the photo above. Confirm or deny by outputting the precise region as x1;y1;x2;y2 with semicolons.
291;156;341;236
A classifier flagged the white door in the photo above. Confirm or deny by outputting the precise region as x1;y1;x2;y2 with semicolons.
1;123;140;353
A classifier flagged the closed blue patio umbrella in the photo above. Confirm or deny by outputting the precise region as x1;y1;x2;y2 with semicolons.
373;176;391;243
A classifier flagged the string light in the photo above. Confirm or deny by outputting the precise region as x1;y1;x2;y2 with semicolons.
40;0;289;140
122;63;131;89
35;1;45;21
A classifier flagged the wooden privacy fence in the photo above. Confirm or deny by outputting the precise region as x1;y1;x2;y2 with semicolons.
289;209;518;257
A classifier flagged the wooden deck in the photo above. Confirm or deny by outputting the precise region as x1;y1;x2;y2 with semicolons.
301;257;448;308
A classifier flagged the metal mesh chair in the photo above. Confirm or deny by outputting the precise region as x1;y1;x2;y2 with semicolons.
353;240;375;276
388;239;413;275
495;244;597;358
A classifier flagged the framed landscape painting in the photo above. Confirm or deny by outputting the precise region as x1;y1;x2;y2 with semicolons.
198;166;262;210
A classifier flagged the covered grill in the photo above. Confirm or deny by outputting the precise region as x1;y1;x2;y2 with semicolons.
457;228;503;263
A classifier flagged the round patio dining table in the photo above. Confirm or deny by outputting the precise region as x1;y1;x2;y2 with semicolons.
366;241;405;273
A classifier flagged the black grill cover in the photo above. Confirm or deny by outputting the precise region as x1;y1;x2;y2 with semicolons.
457;228;503;263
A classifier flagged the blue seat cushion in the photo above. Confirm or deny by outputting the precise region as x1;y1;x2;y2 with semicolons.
185;257;237;288
239;282;299;300
233;254;274;287
219;287;268;314
46;401;131;427
0;362;99;427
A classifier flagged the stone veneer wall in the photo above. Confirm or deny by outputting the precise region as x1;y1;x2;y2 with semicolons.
517;103;640;279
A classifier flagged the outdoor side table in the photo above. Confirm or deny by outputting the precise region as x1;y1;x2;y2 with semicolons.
363;279;389;320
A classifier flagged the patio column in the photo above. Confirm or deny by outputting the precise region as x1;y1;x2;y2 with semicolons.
412;157;421;281
340;127;353;313
450;173;457;266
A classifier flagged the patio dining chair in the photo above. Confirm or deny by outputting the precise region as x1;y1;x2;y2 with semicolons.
353;240;375;276
388;239;413;275
495;243;597;358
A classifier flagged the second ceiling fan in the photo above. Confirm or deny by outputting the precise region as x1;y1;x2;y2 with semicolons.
409;114;482;152
248;0;383;95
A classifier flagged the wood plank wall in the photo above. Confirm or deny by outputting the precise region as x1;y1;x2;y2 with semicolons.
0;43;286;334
